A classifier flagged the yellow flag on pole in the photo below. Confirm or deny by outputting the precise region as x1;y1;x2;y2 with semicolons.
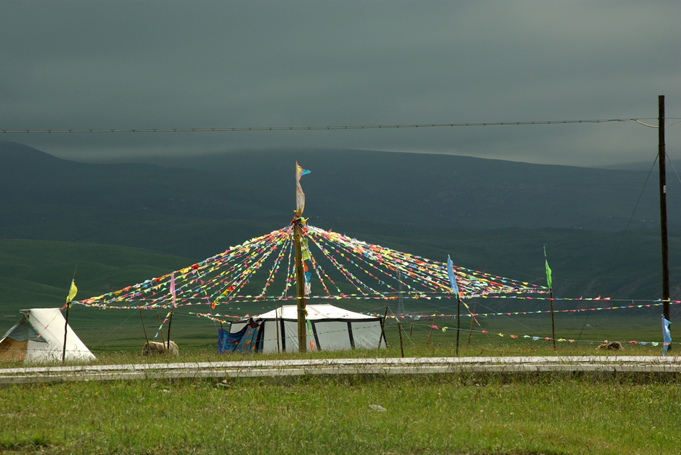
66;279;77;303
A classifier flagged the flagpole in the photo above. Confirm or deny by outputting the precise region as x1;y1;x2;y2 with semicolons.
544;247;556;351
166;311;173;351
549;290;556;351
167;274;176;352
62;265;78;363
294;162;310;353
467;302;477;348
456;295;461;356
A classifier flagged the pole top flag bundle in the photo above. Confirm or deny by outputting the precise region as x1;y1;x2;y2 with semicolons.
295;162;310;216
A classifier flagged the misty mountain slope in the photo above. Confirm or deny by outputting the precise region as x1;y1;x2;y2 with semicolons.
0;141;289;224
4;141;677;234
151;148;677;231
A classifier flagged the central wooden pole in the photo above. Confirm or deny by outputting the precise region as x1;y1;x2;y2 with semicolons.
294;218;307;353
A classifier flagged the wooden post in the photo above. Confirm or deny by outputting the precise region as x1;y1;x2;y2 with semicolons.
62;302;70;363
62;266;77;363
659;95;671;324
378;306;388;349
467;302;477;348
427;315;437;344
140;310;150;347
275;307;281;353
456;296;461;356
397;318;404;358
166;311;173;351
293;218;307;353
549;290;556;351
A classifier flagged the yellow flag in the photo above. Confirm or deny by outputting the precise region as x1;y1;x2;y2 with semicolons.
66;279;78;303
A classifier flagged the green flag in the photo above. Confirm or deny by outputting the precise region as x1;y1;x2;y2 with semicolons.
543;246;552;290
66;279;78;303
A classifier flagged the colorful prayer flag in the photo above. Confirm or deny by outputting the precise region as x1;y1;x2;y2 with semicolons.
543;246;552;289
447;255;459;297
66;279;77;303
170;274;177;308
662;315;672;356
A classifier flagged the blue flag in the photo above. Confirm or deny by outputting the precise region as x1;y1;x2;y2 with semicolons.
662;315;672;356
447;255;459;297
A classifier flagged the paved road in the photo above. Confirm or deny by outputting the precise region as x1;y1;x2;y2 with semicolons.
1;356;680;385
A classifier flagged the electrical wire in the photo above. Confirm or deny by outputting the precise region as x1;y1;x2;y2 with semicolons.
2;118;669;135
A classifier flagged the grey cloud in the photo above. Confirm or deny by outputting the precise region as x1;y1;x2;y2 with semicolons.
1;0;679;166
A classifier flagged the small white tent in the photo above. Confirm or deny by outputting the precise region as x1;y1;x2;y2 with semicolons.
0;308;96;363
227;303;386;353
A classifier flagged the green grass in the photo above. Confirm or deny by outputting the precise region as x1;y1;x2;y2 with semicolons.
1;313;675;454
1;372;680;454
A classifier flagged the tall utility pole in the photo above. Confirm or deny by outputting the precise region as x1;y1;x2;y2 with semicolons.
659;95;670;322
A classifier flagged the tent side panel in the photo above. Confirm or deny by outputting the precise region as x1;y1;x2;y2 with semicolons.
313;321;352;351
350;320;385;350
26;339;60;363
261;321;281;354
283;320;308;352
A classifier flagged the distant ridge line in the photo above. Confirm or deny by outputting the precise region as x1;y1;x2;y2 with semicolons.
0;118;658;134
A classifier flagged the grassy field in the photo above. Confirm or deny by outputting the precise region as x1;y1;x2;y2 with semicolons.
1;356;680;454
1;311;677;454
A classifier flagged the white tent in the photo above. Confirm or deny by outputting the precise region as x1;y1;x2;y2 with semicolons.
0;308;96;363
227;303;386;353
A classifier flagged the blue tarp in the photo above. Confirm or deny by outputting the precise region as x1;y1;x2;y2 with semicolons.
218;319;263;354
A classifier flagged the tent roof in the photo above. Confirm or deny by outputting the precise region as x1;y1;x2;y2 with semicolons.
256;303;378;320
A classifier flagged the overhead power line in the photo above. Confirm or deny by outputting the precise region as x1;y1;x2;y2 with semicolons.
2;118;673;134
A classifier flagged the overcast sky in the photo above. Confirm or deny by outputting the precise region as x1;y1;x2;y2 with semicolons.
2;1;680;166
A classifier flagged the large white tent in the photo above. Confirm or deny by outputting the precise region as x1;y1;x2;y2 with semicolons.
226;304;386;353
0;308;96;363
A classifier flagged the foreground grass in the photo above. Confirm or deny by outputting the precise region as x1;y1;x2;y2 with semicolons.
1;373;680;455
